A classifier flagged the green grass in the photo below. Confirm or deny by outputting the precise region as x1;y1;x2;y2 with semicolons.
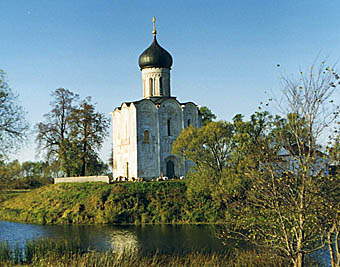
0;182;224;225
0;189;30;203
0;238;289;266
0;238;83;265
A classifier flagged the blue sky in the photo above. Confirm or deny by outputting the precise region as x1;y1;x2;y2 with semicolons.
1;0;340;162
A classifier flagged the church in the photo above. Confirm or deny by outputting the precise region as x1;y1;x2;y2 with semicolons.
111;18;202;180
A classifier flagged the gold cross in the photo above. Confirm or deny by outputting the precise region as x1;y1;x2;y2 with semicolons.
152;16;157;36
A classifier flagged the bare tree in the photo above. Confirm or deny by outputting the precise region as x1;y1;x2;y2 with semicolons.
0;70;28;158
279;61;339;148
279;61;339;266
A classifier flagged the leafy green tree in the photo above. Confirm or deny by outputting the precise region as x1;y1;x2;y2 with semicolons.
173;121;241;202
0;160;52;189
0;70;28;159
173;112;271;203
199;106;216;125
36;88;79;176
37;90;109;177
68;97;109;176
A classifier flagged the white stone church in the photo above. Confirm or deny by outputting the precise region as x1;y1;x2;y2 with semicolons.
111;20;202;180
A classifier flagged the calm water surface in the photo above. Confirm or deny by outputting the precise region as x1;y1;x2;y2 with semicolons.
0;220;330;265
0;221;226;255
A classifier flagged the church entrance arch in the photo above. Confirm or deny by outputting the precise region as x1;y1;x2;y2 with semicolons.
166;160;175;178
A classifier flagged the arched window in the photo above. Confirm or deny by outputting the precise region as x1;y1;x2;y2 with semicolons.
143;130;150;144
187;119;191;127
149;78;153;96
167;119;171;136
159;77;163;95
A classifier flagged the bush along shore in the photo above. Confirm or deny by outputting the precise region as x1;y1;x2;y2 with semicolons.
0;182;226;225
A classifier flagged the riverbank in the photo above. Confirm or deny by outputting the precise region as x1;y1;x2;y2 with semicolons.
0;189;31;203
0;182;224;225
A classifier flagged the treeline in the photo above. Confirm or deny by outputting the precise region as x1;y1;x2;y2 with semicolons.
0;158;110;190
0;160;52;189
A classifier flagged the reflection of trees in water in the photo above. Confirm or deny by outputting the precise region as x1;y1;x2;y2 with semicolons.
135;225;226;255
110;230;139;255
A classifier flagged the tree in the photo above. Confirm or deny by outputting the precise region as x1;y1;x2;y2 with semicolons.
0;70;28;158
37;90;109;177
173;112;270;203
68;97;109;176
326;135;340;267
173;121;243;202
36;88;79;176
174;61;339;266
199;106;216;125
224;61;340;267
0;160;52;189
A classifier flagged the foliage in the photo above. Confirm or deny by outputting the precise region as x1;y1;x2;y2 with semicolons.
223;61;340;267
0;182;226;225
174;61;339;266
199;106;216;125
0;238;83;265
36;89;109;177
173;114;270;205
0;190;30;203
36;88;79;176
0;160;52;189
173;121;236;197
0;70;28;159
68;97;109;176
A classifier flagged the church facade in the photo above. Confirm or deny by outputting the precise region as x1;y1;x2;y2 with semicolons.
112;20;202;180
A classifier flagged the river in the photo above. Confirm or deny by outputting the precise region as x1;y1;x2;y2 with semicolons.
0;220;330;265
0;221;227;255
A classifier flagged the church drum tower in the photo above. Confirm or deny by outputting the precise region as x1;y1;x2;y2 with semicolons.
112;18;202;180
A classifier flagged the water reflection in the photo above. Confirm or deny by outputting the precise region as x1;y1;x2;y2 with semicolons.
110;229;139;254
0;221;225;255
0;221;329;265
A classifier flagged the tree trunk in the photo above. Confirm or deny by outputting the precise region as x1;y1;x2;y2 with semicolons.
328;229;335;267
293;253;304;267
328;224;340;267
336;230;340;267
81;141;87;176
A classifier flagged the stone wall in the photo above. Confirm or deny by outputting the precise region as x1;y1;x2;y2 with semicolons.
112;103;138;179
54;176;110;184
112;98;202;180
158;98;184;177
136;99;160;178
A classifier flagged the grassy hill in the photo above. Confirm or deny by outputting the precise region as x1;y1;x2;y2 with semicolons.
0;182;223;224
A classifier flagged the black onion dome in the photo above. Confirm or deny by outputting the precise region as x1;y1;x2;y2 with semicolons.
138;37;173;69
